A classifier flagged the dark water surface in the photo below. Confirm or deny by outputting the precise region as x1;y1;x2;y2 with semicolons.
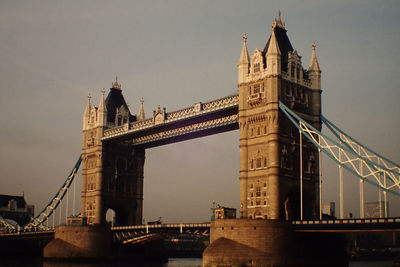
0;258;202;267
0;258;397;267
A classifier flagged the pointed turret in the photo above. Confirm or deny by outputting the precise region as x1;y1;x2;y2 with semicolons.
308;41;322;119
266;27;281;56
83;93;91;130
309;41;321;72
238;33;250;84
308;41;321;90
137;98;145;121
238;33;250;64
97;89;107;127
266;26;281;75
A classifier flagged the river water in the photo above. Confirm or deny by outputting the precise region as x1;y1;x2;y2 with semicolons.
1;258;397;267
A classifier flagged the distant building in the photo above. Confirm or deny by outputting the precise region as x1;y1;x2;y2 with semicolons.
214;207;236;220
0;194;34;226
322;202;335;218
364;201;388;218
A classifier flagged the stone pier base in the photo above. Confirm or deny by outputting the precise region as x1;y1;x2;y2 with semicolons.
43;225;111;259
203;219;347;267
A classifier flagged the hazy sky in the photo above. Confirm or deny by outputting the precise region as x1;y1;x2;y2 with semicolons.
0;1;399;223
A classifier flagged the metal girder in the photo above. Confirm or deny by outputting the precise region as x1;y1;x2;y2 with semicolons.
322;115;400;189
22;155;82;231
279;101;400;198
0;215;18;232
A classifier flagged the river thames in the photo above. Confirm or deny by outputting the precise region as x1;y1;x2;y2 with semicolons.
1;257;397;267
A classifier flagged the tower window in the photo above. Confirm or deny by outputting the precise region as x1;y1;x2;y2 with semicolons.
254;63;260;73
256;158;262;168
256;187;261;197
291;63;295;76
253;84;260;94
286;86;291;96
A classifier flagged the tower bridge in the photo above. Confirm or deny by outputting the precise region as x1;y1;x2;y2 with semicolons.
78;12;324;226
1;12;399;265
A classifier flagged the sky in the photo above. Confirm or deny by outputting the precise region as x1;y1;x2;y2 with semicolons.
0;0;399;224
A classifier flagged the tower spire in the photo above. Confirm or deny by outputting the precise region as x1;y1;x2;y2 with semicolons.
238;33;250;84
97;88;107;127
308;41;321;72
238;33;250;64
111;76;122;90
272;10;285;29
266;26;281;56
83;93;91;130
137;97;145;121
308;41;321;91
266;25;281;75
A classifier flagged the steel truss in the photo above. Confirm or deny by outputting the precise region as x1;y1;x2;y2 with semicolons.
279;101;400;200
0;215;18;232
21;155;82;231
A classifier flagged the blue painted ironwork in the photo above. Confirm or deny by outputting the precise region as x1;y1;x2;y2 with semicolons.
279;101;400;197
22;155;82;231
321;115;400;181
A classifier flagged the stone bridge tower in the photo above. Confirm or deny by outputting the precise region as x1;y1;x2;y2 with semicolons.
81;78;145;226
238;13;322;220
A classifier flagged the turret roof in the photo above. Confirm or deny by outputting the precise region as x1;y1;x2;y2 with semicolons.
105;87;131;124
262;15;294;71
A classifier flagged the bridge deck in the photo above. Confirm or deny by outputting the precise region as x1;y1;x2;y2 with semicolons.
101;94;239;147
0;230;54;239
2;218;399;239
292;218;400;232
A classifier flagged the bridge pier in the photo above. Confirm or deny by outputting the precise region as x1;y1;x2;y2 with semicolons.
43;225;111;259
203;219;348;267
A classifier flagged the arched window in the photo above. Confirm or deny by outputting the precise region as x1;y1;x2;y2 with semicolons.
256;158;262;168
